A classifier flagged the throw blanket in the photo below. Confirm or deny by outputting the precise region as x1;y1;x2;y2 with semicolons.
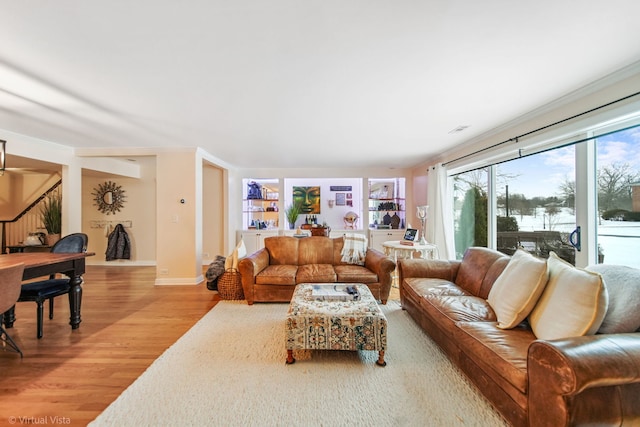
341;233;368;265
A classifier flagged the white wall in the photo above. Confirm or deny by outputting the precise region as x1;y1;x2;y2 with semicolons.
82;156;157;265
202;164;225;262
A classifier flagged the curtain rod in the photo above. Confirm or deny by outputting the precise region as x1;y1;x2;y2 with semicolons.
443;90;640;167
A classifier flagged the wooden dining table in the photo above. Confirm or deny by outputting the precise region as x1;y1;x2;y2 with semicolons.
0;251;95;331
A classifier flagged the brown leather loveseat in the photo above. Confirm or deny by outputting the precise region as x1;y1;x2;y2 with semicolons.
399;246;640;426
239;235;395;305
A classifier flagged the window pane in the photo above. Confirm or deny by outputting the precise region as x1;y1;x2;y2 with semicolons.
495;146;576;264
595;126;640;268
452;169;488;259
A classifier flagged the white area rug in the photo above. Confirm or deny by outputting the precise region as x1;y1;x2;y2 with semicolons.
90;300;508;427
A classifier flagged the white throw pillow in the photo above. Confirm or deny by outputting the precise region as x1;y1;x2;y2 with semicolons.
529;252;608;340
585;264;640;334
487;249;549;329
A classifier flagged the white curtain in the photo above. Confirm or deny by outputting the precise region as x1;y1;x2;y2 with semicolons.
426;163;455;259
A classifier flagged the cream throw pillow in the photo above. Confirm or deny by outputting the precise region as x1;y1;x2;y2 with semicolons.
487;249;549;329
529;252;608;340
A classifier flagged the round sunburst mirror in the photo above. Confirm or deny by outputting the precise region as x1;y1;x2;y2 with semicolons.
92;180;126;215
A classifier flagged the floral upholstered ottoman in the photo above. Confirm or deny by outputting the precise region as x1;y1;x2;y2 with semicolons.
285;283;387;366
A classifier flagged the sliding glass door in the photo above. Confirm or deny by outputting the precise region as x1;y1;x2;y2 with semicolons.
594;126;640;268
494;146;577;264
451;124;640;268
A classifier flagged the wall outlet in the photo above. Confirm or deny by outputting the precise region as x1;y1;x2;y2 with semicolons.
203;252;210;258
159;268;169;275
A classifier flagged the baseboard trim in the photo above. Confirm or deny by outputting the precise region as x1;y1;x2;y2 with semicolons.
154;274;205;286
87;260;156;266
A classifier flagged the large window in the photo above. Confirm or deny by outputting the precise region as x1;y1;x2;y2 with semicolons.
451;124;640;268
595;126;640;268
495;146;577;264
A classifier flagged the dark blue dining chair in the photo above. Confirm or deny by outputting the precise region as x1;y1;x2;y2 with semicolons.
18;233;88;339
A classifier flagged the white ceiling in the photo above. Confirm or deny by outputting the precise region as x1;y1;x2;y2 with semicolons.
2;1;640;170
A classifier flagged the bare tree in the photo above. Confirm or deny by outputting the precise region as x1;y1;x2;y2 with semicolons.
597;163;640;212
558;176;575;213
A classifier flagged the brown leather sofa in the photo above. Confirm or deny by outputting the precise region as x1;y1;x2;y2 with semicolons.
239;235;395;305
398;247;640;426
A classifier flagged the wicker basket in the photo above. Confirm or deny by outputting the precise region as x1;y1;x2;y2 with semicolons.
218;268;244;300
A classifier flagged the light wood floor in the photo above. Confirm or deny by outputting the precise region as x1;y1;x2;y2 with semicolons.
0;266;219;427
0;267;399;426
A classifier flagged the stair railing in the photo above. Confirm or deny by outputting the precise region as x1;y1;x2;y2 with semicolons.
1;179;62;254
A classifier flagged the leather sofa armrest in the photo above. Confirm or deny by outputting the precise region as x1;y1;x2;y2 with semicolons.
238;248;270;305
397;258;461;284
364;248;396;302
528;333;640;425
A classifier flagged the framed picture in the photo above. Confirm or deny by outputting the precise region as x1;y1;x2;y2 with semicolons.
292;186;321;214
346;193;352;200
335;193;346;206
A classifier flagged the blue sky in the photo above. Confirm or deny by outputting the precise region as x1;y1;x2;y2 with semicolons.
496;126;640;199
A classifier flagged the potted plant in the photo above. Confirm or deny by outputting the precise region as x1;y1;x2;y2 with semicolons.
285;201;302;229
40;193;62;246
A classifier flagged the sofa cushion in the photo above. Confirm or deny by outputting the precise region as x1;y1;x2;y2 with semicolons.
479;256;510;299
456;247;509;296
585;264;640;333
255;265;298;285
529;252;608;340
455;321;533;394
333;237;347;265
334;265;377;283
298;237;335;265
265;237;300;265
488;249;549;329
426;282;472;297
402;278;471;300
296;264;336;283
424;294;497;323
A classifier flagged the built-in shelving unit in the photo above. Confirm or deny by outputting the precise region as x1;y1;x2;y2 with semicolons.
367;177;407;251
237;177;409;254
242;179;280;230
368;178;406;230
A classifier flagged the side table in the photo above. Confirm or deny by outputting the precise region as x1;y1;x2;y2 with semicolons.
382;241;438;286
381;240;438;261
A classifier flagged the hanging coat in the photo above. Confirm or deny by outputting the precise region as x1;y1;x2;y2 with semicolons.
106;223;131;261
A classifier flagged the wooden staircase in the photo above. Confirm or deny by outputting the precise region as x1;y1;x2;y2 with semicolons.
1;179;61;254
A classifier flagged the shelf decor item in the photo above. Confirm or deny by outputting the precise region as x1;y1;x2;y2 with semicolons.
343;211;359;229
247;181;263;199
